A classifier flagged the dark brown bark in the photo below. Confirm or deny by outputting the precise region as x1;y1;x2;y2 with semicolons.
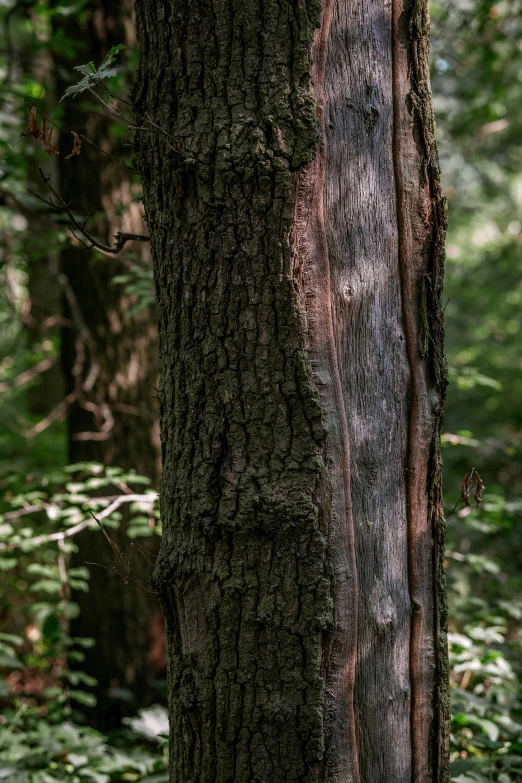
133;0;449;780
55;1;164;728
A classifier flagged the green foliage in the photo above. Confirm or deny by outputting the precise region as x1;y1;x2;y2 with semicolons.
444;495;522;781
0;707;168;783
113;264;154;318
0;463;164;782
61;44;125;101
429;2;522;778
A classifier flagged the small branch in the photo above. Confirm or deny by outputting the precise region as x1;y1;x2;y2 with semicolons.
112;403;157;420
28;169;149;256
78;133;134;170
99;82;135;110
134;540;157;566
93;493;157;523
3;517;96;550
57;273;96;349
87;87;131;122
23;391;77;438
25;104;133;171
0;357;55;394
3;504;44;521
88;512;159;594
56;538;72;714
1;493;157;552
73;400;114;441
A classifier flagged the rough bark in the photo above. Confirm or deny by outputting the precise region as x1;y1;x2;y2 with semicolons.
133;0;448;780
55;1;164;728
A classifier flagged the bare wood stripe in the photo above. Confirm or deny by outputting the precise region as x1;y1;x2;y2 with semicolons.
313;3;360;780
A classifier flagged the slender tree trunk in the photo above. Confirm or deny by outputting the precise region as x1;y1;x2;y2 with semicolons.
133;0;449;780
55;1;164;728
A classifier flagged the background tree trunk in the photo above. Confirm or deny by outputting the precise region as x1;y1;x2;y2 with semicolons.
133;0;449;779
55;0;164;728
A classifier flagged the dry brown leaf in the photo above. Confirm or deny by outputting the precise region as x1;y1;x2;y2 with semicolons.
65;131;82;159
475;472;485;507
460;469;474;508
40;118;59;156
22;106;41;139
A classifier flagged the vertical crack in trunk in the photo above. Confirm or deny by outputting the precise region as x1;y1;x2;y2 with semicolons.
314;3;360;781
391;3;424;776
391;1;449;779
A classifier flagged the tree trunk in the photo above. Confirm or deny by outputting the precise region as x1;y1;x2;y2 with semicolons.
55;0;164;728
133;0;449;780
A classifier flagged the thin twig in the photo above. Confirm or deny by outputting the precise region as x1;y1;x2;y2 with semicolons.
25;104;134;170
23;391;77;438
3;504;44;521
87;87;130;123
28;168;149;256
1;494;157;551
73;400;114;441
79;133;133;170
0;357;55;394
88;511;159;594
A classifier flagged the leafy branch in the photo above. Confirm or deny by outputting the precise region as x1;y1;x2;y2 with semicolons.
60;43;125;102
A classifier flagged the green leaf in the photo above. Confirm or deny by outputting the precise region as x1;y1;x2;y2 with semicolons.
60;45;124;101
70;689;97;707
127;526;154;539
27;564;58;578
64;462;105;474
71;636;96;649
30;579;62;594
42;614;61;643
83;773;110;783
67;567;90;579
0;651;23;669
0;558;17;571
65;669;97;687
68;578;89;592
0;633;24;646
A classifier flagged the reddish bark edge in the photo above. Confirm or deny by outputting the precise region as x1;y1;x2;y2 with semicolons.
315;6;361;780
293;0;360;779
392;1;449;780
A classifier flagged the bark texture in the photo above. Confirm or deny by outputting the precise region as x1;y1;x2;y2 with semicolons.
55;0;164;728
133;0;448;780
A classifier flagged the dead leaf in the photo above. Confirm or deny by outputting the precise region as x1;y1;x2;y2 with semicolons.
475;472;485;507
40;118;59;156
65;131;82;159
460;469;474;508
22;106;41;139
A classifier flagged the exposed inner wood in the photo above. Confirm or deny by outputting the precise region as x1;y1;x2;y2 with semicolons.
292;0;359;779
324;1;412;780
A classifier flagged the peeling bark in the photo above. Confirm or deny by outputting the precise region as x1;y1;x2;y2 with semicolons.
133;0;448;780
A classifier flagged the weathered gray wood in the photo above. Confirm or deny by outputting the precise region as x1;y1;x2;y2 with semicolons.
324;2;412;780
